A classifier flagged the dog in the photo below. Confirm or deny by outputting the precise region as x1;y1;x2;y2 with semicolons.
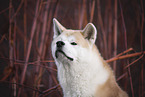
51;18;128;97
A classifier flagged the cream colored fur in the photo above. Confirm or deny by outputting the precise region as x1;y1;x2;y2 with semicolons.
51;18;128;97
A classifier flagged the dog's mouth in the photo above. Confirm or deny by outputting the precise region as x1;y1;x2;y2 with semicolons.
55;50;74;61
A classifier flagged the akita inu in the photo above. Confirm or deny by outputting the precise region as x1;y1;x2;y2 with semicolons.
51;18;128;97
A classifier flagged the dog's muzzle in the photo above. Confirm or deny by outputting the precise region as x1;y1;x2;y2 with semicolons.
55;41;73;61
55;50;74;61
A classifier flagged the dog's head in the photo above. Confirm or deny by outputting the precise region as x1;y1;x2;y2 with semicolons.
51;18;97;63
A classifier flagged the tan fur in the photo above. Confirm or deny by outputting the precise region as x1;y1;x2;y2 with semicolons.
93;46;128;97
64;31;90;48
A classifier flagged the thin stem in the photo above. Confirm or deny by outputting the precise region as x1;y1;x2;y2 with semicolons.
113;0;118;73
89;0;95;22
106;51;145;63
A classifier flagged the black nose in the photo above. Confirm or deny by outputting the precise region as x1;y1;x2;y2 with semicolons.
56;41;65;48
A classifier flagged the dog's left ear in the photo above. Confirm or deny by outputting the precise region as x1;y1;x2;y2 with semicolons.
53;18;66;38
82;23;97;45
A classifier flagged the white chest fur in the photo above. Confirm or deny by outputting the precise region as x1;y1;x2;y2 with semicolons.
55;54;109;97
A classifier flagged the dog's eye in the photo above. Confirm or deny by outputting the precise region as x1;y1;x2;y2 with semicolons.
71;42;77;45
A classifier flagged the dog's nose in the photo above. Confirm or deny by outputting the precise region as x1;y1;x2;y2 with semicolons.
56;41;65;48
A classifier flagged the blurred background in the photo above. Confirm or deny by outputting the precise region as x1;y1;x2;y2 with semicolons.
0;0;145;97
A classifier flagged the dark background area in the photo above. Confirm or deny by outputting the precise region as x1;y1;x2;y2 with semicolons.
0;0;145;97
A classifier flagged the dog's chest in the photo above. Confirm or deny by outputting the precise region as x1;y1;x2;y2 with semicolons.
57;62;99;97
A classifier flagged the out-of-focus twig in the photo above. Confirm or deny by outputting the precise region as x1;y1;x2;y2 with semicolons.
124;53;144;69
97;0;107;59
117;72;127;81
106;51;145;63
0;7;12;15
0;34;7;43
79;0;86;29
116;48;133;57
24;0;27;58
39;84;60;97
113;0;118;73
0;80;43;94
89;0;95;23
11;0;24;21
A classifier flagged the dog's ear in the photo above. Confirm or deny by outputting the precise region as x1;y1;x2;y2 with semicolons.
53;18;66;38
82;23;97;45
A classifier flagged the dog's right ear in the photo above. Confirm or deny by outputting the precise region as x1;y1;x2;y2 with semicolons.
82;23;97;46
53;18;66;38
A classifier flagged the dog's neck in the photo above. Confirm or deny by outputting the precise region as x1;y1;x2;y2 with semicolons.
55;48;110;97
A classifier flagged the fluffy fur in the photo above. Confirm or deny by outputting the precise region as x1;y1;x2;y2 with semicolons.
51;18;128;97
